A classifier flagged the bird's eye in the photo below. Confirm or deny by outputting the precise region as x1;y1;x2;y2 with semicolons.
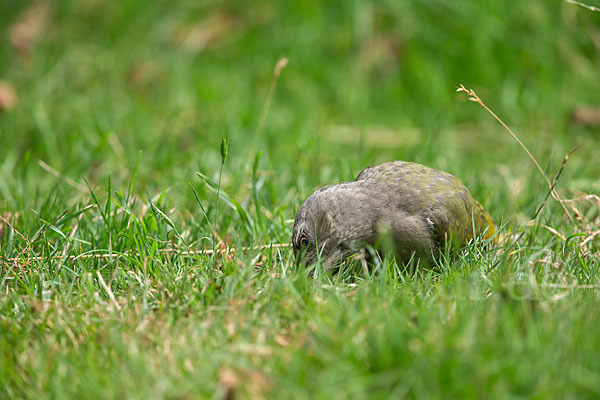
299;234;309;247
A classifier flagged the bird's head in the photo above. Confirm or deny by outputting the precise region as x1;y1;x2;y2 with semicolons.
292;190;346;268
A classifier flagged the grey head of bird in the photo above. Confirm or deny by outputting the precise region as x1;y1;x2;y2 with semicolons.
292;183;376;268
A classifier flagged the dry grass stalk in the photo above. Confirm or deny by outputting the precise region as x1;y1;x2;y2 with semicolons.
566;194;600;258
252;57;288;154
457;84;574;223
563;0;600;12
38;159;87;191
0;214;33;268
96;271;122;310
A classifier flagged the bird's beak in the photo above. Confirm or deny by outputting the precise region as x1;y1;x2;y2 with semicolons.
294;246;308;268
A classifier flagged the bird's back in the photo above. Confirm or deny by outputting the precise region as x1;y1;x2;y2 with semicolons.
355;161;496;247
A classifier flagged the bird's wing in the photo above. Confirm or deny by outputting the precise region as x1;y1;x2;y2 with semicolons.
356;161;496;248
425;187;496;249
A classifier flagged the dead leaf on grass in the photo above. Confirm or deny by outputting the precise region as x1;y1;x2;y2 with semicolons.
570;106;600;127
354;4;402;74
218;367;239;400
358;34;401;73
126;60;165;90
9;1;52;58
218;366;271;400
172;11;240;54
0;81;18;113
274;334;290;347
215;238;235;264
245;369;271;399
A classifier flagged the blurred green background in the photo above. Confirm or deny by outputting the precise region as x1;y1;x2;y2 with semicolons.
1;0;599;222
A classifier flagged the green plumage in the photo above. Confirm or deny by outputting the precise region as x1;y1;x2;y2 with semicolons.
292;161;496;267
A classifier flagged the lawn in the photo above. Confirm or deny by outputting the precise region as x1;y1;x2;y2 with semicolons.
1;1;600;398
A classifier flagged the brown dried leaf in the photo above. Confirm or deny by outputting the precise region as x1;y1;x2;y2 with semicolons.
218;366;271;400
172;12;239;54
274;334;290;347
126;60;164;90
9;1;52;58
273;57;288;78
215;239;235;264
358;34;400;73
218;367;239;400
244;369;271;399
0;81;18;113
570;106;600;127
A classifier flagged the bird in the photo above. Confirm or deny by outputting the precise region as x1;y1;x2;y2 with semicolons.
292;161;496;268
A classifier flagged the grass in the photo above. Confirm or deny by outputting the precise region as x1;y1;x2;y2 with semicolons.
1;0;600;398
